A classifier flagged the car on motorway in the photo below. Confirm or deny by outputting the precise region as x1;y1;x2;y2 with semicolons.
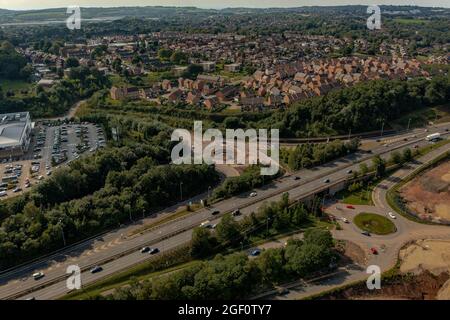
346;169;353;174
324;178;330;183
32;272;45;280
149;248;160;255
293;176;300;180
341;218;349;223
250;249;261;256
140;247;151;253
370;247;378;255
388;212;397;219
361;231;371;237
232;209;241;217
211;210;220;215
90;266;103;274
249;192;257;197
200;220;211;228
346;205;355;210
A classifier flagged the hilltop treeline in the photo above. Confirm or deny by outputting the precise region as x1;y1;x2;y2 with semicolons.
265;75;450;138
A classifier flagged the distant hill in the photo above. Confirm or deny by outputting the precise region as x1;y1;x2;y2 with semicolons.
0;5;448;24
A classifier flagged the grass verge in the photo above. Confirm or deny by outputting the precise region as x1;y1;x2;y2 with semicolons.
353;212;396;235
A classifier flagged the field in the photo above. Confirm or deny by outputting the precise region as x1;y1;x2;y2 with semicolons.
399;160;450;223
0;79;33;93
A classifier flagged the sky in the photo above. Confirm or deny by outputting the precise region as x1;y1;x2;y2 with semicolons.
0;0;449;10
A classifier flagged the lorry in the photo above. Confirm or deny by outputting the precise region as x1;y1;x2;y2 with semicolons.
426;133;441;142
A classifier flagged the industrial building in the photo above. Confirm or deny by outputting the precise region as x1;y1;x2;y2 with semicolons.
0;112;32;159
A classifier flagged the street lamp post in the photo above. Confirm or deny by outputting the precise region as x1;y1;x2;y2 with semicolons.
208;186;211;198
407;118;412;131
380;121;385;137
59;218;66;247
180;182;183;201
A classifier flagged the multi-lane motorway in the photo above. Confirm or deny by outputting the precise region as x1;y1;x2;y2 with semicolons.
1;123;449;300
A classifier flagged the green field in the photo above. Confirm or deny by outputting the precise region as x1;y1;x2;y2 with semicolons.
0;79;33;92
353;213;396;235
336;186;374;206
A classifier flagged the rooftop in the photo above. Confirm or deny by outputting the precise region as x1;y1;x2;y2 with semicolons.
0;112;31;148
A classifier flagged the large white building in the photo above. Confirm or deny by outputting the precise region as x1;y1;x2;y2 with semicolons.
0;112;32;159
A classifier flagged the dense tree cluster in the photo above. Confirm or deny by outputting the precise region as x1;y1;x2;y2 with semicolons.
0;41;30;80
106;228;335;300
0;145;219;269
211;165;281;200
281;138;360;170
266;76;450;138
0;66;111;117
191;193;320;259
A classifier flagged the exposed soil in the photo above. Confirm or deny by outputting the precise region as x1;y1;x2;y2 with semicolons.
318;239;450;300
399;160;450;223
318;270;449;300
336;240;368;267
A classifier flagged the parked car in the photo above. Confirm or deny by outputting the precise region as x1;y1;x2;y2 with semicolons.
232;209;241;217
211;210;220;216
341;218;349;224
370;247;378;255
250;249;261;257
361;231;371;237
346;205;355;210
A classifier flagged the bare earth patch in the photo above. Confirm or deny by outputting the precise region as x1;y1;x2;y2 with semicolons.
399;239;450;299
399;160;450;223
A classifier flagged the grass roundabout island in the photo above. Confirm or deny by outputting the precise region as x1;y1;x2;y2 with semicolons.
353;212;397;235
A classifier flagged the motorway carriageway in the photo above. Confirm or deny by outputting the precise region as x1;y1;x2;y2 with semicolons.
1;124;449;300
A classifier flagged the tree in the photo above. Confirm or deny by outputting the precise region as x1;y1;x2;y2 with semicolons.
390;151;403;164
372;155;386;178
402;148;413;163
190;227;216;258
65;57;79;68
215;213;241;245
303;229;333;248
158;48;173;61
170;50;188;65
256;248;285;283
359;163;369;176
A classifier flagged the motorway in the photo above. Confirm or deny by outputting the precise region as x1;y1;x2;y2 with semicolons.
1;123;450;300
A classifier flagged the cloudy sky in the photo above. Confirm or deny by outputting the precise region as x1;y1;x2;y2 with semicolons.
0;0;449;10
